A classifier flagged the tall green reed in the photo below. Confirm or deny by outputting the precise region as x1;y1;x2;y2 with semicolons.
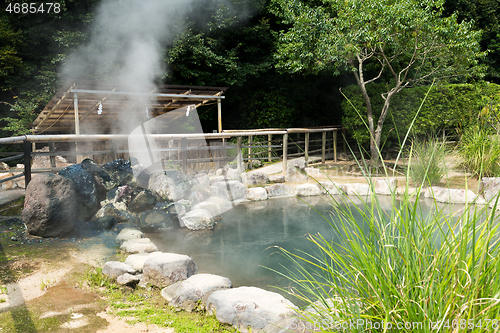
273;83;500;332
409;137;448;187
458;125;500;178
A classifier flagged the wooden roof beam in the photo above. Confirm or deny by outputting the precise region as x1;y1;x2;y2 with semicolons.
34;83;76;129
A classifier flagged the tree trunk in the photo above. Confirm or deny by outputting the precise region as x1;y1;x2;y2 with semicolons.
373;91;396;165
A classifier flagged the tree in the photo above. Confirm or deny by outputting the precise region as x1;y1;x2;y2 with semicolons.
444;0;500;83
270;0;484;164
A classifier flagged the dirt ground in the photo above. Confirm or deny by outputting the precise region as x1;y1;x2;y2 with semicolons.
0;215;174;332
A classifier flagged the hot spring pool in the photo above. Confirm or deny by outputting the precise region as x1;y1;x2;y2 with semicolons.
146;195;463;292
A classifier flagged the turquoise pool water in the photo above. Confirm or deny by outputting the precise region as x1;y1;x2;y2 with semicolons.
146;195;463;292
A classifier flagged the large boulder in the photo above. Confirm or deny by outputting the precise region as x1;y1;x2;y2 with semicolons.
479;177;500;203
128;189;157;212
142;253;198;287
265;184;294;198
343;183;371;196
124;252;163;272
120;238;158;254
269;175;285;184
286;159;308;183
22;173;77;237
191;173;211;192
206;287;298;332
192;201;222;216
102;261;136;278
247;187;268;201
161;274;232;311
424;187;485;204
80;158;117;191
244;171;269;186
211;180;247;201
138;210;175;231
373;177;397;196
115;228;143;243
180;209;215;230
93;202;136;223
59;164;99;221
294;183;321;197
148;170;192;202
101;159;136;187
317;181;345;196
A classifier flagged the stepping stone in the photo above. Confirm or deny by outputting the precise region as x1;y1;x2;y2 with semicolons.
120;238;158;254
206;286;298;331
142;253;198;287
162;274;232;311
124;252;162;272
102;261;136;278
115;228;143;243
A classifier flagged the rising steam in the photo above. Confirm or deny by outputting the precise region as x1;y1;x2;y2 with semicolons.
61;0;200;134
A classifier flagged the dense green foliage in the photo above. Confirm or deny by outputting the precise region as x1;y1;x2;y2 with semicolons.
270;0;484;162
444;0;500;83
0;0;500;146
341;83;500;150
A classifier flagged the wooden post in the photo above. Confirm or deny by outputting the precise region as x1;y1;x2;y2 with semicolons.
49;142;56;168
181;138;187;174
248;135;253;169
305;132;309;166
296;133;300;154
168;140;174;161
237;136;243;172
321;131;326;164
74;93;82;163
268;134;272;162
24;140;32;186
342;129;346;153
282;133;288;175
334;130;338;162
217;99;222;133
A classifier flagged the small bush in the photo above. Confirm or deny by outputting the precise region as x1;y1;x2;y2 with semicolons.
458;125;500;178
409;138;447;187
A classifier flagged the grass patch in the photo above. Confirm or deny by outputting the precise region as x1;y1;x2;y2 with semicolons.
0;196;24;216
82;267;238;332
408;137;447;187
458;125;500;178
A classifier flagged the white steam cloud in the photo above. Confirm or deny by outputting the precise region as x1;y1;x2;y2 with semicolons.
61;0;200;134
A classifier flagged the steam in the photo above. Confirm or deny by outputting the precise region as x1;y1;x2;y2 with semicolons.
61;0;256;134
61;0;199;134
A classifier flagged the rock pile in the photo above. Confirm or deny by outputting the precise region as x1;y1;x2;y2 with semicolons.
22;158;248;237
105;232;299;332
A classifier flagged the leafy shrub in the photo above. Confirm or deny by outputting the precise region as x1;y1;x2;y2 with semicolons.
409;138;447;187
458;125;500;178
341;82;500;150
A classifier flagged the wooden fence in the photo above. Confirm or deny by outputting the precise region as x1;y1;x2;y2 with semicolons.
0;127;344;186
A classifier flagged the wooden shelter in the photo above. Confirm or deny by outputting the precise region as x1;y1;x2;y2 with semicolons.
32;80;227;134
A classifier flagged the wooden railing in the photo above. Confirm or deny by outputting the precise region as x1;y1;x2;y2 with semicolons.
0;127;345;186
